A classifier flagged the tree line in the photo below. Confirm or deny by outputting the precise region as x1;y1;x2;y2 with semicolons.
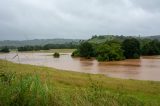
0;43;78;52
17;43;77;51
0;46;10;53
72;38;160;61
1;37;160;59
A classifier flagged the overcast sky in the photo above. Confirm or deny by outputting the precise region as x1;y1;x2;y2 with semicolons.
0;0;160;40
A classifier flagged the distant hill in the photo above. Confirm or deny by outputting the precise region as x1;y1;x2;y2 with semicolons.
0;39;81;47
145;35;160;40
1;35;160;47
88;35;134;43
88;35;160;43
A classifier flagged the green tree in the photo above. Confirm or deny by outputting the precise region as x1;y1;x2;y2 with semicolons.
79;42;94;58
71;49;80;57
96;44;110;61
142;39;160;55
96;43;125;61
122;38;140;59
0;47;10;53
108;43;125;61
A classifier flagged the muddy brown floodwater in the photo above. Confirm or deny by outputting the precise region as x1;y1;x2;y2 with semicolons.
0;53;160;81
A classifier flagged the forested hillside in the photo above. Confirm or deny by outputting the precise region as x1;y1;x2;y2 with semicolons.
88;35;160;43
0;39;81;47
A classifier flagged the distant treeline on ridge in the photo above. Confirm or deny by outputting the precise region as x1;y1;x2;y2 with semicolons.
17;43;78;51
0;42;78;52
1;35;160;61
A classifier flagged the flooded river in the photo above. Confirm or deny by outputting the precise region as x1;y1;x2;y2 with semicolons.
0;52;160;81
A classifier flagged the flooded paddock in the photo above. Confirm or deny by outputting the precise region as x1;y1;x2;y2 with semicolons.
0;53;160;81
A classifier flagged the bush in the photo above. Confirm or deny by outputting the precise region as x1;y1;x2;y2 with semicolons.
96;54;109;61
53;52;60;58
0;47;10;53
71;50;80;57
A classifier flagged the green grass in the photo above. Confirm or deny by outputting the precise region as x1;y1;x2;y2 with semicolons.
39;49;76;53
88;35;115;43
0;60;160;106
10;49;76;53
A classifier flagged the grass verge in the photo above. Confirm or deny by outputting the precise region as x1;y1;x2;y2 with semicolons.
0;60;160;106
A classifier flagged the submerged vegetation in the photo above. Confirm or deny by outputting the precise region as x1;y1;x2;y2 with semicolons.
53;52;60;58
72;38;140;61
78;42;95;58
0;60;160;106
122;38;140;59
72;35;160;61
141;39;160;55
95;40;125;61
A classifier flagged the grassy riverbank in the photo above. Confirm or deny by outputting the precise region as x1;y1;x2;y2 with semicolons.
10;49;76;53
0;60;160;106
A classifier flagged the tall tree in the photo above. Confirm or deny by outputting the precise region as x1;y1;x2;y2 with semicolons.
122;38;140;59
79;42;94;58
96;42;125;61
142;39;160;55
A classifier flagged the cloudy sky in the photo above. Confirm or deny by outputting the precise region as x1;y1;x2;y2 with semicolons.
0;0;160;40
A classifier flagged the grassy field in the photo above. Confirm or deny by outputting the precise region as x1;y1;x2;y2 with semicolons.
39;49;76;53
10;49;76;53
0;60;160;106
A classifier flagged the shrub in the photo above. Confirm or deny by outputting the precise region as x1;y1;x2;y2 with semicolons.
71;50;80;57
53;52;60;58
0;47;10;53
96;54;109;61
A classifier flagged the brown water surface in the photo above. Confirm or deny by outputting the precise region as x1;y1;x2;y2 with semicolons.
0;53;160;81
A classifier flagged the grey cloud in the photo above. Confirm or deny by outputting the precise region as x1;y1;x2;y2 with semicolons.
0;0;160;40
131;0;160;12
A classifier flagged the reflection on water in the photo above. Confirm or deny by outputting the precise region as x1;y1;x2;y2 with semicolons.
0;53;160;81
